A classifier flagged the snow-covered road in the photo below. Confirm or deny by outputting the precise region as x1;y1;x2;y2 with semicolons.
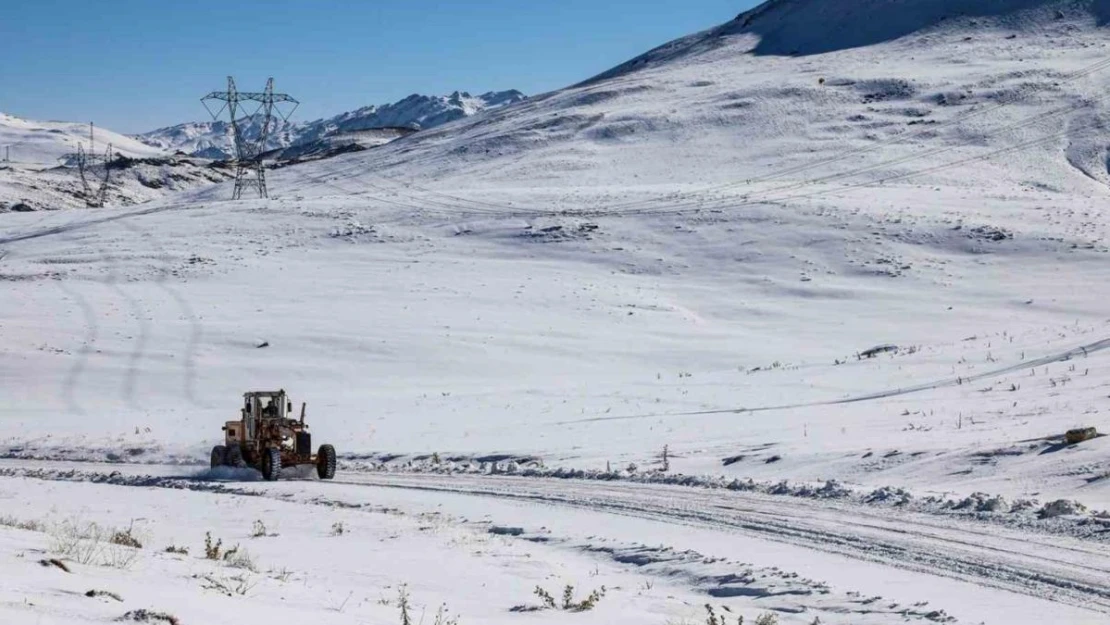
2;458;1107;623
333;473;1110;612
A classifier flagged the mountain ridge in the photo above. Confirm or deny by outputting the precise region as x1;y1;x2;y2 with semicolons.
135;89;526;159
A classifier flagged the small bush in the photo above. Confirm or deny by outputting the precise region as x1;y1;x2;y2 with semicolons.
569;586;605;612
164;545;188;555
534;586;556;609
531;585;605;612
704;605;744;625
204;532;223;560
110;523;143;549
330;521;345;536
250;519;267;538
398;585;413;625
754;614;779;625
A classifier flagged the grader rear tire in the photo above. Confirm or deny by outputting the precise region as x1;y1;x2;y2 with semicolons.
210;445;227;469
261;448;282;481
316;444;336;480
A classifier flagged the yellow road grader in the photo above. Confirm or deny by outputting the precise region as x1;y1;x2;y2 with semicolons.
211;390;336;481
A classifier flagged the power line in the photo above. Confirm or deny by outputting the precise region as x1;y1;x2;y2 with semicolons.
202;77;299;200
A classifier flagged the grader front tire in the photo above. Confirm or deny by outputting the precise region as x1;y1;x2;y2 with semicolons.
317;444;336;480
261;448;282;481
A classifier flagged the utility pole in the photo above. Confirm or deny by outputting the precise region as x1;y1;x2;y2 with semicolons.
201;77;299;200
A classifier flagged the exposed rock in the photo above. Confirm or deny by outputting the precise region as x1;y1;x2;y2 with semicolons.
1038;499;1087;519
1065;427;1099;444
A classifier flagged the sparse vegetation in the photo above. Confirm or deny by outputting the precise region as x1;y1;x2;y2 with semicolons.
528;584;605;613
201;572;256;596
250;519;268;538
204;532;223;559
50;519;141;569
115;609;180;624
223;546;257;572
704;605;740;625
433;603;460;625
398;585;413;625
331;521;345;536
110;522;143;549
0;515;46;532
164;545;188;555
700;605;779;625
534;585;556;609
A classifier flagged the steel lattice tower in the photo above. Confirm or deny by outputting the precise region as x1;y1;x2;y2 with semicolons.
202;77;299;200
60;123;114;208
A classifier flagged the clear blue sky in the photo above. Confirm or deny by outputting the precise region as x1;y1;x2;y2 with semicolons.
0;1;757;134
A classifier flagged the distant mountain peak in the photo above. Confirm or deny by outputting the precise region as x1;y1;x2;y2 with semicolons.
136;89;527;159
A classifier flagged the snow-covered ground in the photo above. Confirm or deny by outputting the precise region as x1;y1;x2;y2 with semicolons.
3;0;1110;622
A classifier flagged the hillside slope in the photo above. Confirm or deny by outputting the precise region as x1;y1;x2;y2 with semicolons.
1;0;1108;514
0;112;168;166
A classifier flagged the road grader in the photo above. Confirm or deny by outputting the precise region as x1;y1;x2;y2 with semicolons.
211;390;336;481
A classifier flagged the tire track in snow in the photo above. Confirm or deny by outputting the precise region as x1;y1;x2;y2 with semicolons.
3;461;1107;614
1;462;1108;614
115;217;204;405
334;472;1110;613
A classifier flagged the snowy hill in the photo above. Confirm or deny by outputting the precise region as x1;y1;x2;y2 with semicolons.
3;0;1110;533
0;112;168;166
0;113;229;210
4;2;1110;623
136;90;526;159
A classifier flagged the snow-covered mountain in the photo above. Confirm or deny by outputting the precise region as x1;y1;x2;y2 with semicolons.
135;90;526;159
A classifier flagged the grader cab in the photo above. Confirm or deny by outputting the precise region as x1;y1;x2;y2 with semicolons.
211;390;336;481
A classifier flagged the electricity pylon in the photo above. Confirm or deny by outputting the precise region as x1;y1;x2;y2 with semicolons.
60;123;113;207
202;77;299;200
75;143;114;207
